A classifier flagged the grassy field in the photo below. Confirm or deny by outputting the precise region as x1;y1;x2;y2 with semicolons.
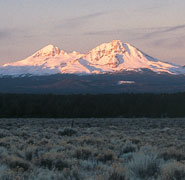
0;118;185;179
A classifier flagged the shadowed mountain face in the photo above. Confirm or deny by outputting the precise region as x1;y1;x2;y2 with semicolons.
0;72;185;94
0;40;185;76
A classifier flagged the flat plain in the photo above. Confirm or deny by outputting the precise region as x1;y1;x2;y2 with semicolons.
0;118;185;180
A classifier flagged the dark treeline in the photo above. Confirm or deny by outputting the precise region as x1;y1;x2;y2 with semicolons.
0;93;185;118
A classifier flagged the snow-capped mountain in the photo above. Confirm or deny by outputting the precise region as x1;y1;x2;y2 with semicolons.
1;40;185;76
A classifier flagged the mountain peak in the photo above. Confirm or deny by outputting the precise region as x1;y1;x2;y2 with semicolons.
92;40;136;54
108;40;135;47
33;44;60;57
89;40;125;54
111;40;124;46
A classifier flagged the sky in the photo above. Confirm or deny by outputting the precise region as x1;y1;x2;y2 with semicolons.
0;0;185;65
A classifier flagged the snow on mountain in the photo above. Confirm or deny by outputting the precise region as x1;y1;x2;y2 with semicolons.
1;45;84;76
0;40;185;76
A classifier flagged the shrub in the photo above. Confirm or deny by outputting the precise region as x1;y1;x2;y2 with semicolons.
25;149;34;161
5;156;30;171
28;168;63;180
73;148;93;160
120;152;134;163
159;148;185;161
0;147;8;158
108;167;126;180
25;146;47;162
78;136;103;146
58;128;77;136
0;165;13;180
39;156;53;170
121;141;137;154
0;129;10;138
29;167;81;180
126;152;163;180
160;161;185;180
0;138;11;149
130;138;140;145
108;172;126;180
54;159;70;171
97;150;115;163
37;152;69;170
79;160;97;171
62;167;82;180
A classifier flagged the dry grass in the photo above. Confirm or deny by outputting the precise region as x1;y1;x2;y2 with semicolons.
0;118;184;179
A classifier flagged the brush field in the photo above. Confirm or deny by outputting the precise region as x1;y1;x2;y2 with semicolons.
0;118;185;180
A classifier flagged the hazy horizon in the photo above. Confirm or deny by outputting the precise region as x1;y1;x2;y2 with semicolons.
0;0;185;65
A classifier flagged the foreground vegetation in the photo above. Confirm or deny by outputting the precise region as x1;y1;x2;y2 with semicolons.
0;93;185;118
0;118;185;179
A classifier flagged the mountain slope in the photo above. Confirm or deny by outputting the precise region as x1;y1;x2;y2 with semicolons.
0;40;185;76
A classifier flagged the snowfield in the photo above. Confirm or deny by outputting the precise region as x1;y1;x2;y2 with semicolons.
118;81;135;85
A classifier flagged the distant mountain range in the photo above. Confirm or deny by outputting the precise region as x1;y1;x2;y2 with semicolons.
1;40;185;94
1;40;185;76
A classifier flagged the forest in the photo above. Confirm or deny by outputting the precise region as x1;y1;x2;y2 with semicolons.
0;93;184;118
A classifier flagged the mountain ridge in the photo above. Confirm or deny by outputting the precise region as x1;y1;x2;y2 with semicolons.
1;40;185;76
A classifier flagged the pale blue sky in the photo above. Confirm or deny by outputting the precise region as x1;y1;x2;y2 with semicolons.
0;0;185;65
